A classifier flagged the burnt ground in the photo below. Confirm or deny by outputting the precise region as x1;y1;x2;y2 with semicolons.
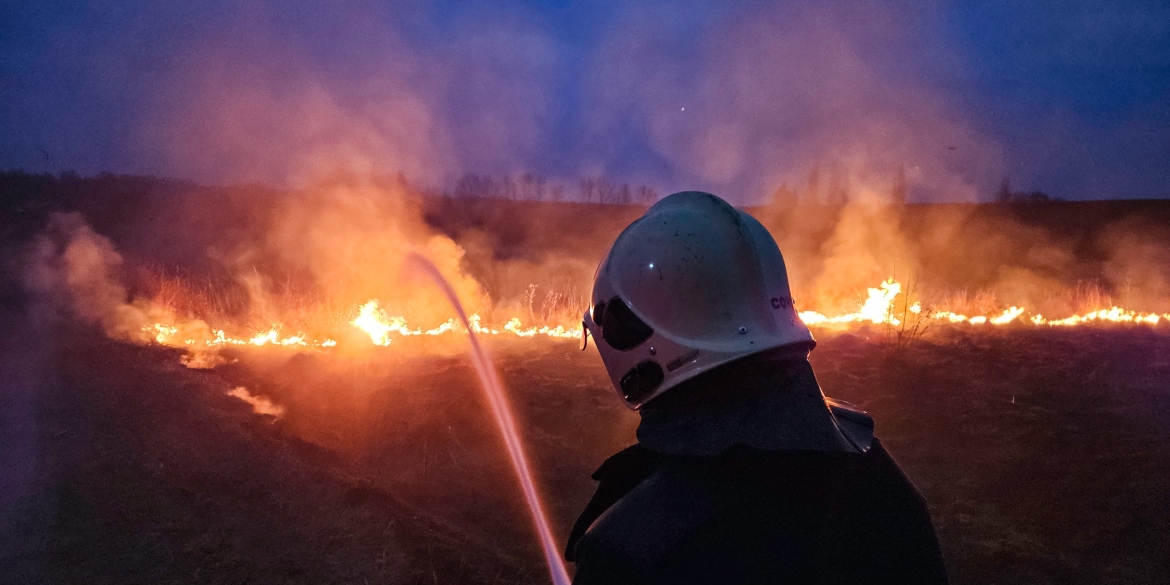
3;313;1170;584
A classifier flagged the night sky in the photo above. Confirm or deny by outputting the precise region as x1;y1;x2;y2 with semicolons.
2;0;1167;202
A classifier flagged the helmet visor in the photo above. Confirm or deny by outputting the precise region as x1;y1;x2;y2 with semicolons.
584;299;664;407
592;297;654;351
619;360;665;404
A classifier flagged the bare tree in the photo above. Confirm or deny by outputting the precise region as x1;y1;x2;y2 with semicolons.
548;183;566;202
635;185;659;204
616;184;631;204
805;168;821;205
579;178;597;203
996;177;1013;203
596;178;618;203
891;165;908;205
453;174;485;199
771;183;797;206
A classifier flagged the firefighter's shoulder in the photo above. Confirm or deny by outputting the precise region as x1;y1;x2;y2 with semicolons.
573;462;726;583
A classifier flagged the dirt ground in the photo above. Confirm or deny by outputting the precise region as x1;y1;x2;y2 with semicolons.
3;313;1170;584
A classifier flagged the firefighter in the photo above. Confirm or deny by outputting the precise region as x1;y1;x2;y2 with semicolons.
569;191;948;584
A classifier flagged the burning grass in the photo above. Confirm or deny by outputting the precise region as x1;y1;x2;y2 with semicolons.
127;272;1170;376
8;176;1170;582
7;151;1170;583
26;211;1170;375
10;174;1170;376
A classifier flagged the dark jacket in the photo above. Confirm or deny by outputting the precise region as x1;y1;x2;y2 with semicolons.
566;440;948;585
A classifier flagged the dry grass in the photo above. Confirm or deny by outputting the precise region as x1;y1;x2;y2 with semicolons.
7;317;1170;584
883;276;933;348
930;287;1003;317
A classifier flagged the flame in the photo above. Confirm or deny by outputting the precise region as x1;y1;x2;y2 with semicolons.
150;324;178;343
798;280;1169;329
227;386;285;417
137;278;1170;369
346;299;579;344
1032;307;1164;326
798;279;902;326
990;306;1026;325
351;300;397;346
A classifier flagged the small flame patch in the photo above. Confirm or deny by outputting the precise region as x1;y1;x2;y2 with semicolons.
227;387;284;418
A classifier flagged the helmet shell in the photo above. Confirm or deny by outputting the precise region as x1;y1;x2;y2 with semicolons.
585;191;815;409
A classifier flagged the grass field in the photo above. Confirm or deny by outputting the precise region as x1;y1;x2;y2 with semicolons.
4;175;1170;583
3;311;1169;584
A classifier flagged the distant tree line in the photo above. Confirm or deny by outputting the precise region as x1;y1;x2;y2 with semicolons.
996;177;1058;203
2;169;1069;215
449;173;659;204
0;170;204;244
767;170;1063;206
767;165;910;206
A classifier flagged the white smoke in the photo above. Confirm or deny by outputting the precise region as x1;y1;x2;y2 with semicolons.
24;212;153;341
22;212;218;357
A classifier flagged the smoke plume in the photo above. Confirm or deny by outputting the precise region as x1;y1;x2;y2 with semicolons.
24;212;168;342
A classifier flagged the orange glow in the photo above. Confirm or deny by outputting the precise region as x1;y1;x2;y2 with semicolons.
798;280;1170;329
144;297;582;359
1032;308;1164;326
351;300;397;346
136;278;1170;367
798;279;903;326
990;307;1026;325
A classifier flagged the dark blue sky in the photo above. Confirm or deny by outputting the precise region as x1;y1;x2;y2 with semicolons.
2;0;1167;201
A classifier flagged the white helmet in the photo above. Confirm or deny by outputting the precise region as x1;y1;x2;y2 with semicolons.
584;191;815;409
